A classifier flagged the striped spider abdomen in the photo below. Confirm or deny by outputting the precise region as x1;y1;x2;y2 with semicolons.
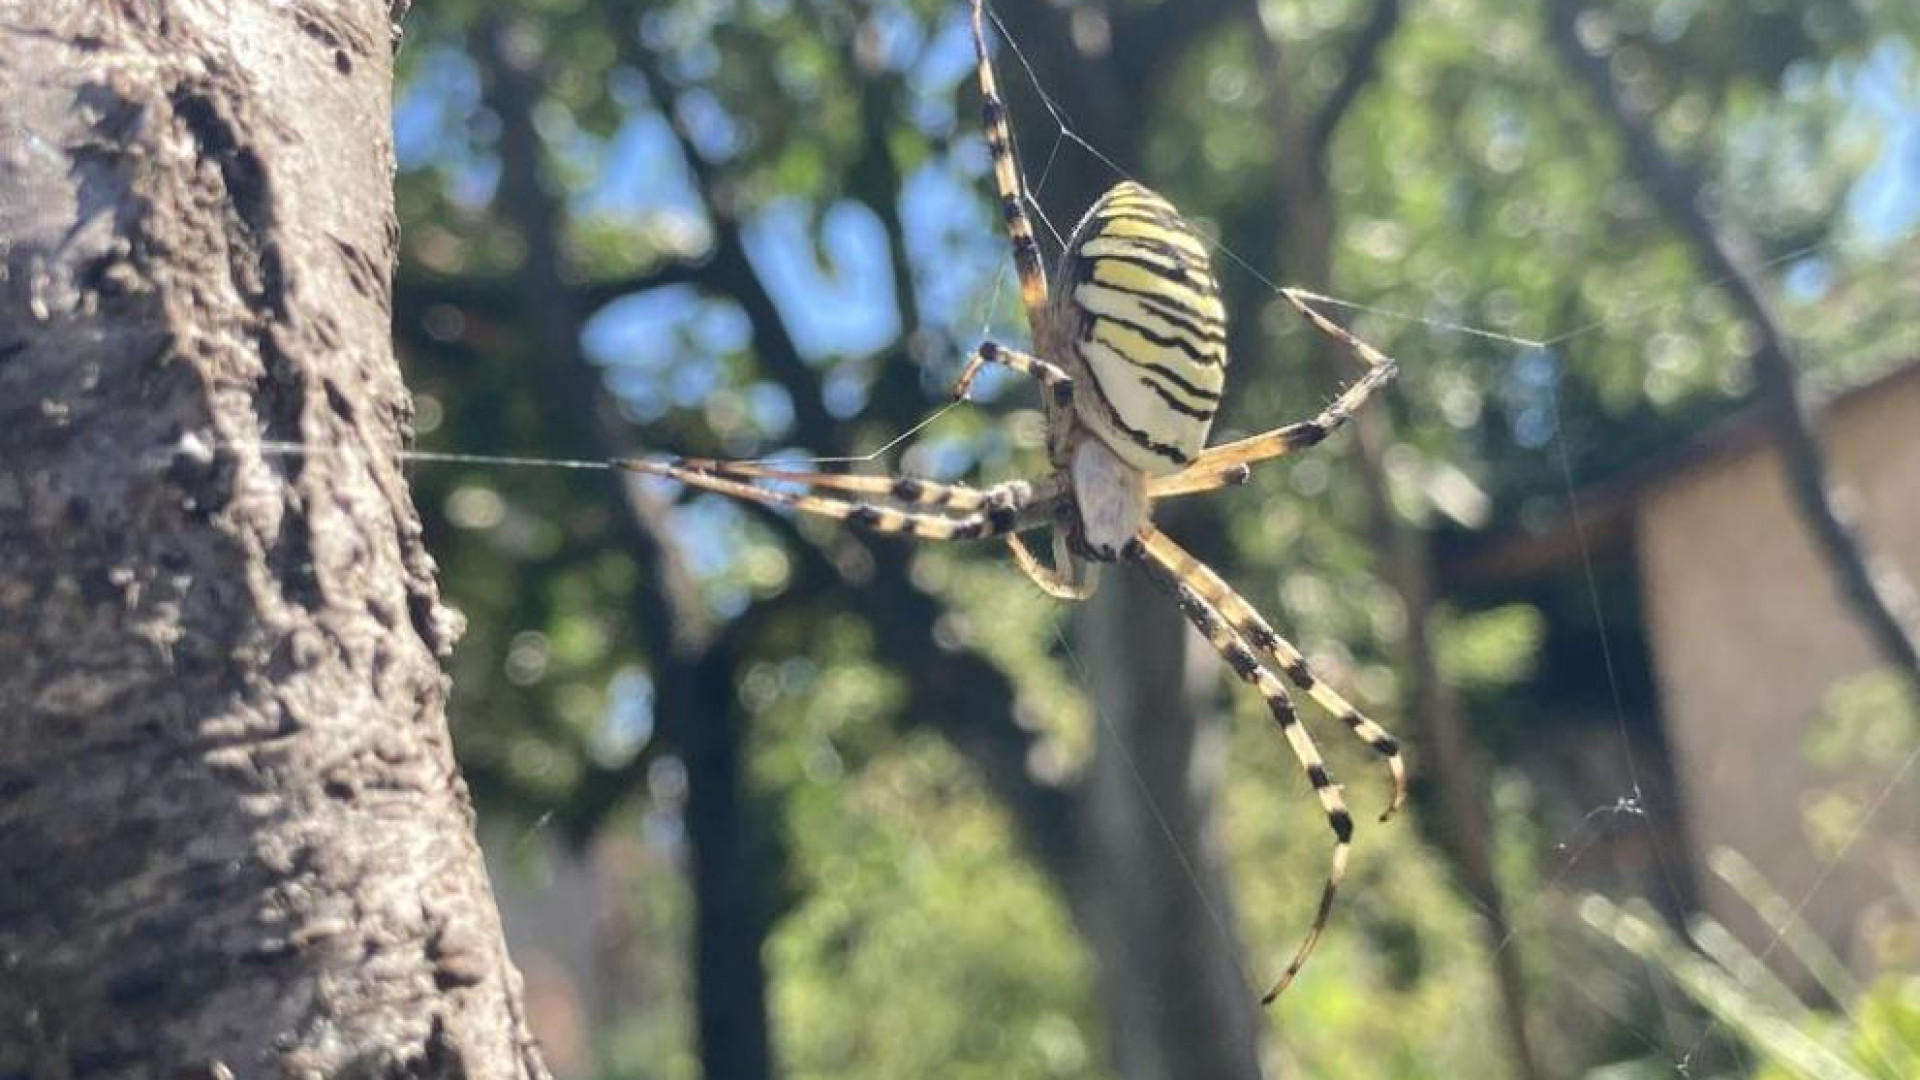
1055;181;1229;475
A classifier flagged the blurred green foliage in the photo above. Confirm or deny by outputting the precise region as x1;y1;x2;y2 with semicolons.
389;0;1920;1075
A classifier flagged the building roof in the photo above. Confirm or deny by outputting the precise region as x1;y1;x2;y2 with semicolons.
1440;357;1920;592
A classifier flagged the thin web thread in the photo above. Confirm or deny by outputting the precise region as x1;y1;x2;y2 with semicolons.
249;400;965;472
1052;624;1245;962
1546;372;1701;1059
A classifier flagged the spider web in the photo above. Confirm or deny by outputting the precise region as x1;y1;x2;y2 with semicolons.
965;6;1920;1078
244;6;1919;1076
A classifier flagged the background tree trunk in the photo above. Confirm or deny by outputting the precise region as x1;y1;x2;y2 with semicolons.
988;7;1269;1075
0;4;548;1076
1068;568;1265;1080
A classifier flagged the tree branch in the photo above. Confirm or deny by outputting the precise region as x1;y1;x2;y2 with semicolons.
621;38;843;451
1309;0;1402;167
397;260;710;325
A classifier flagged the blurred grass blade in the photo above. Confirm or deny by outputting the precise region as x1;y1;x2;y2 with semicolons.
1581;894;1874;1080
1711;846;1862;1005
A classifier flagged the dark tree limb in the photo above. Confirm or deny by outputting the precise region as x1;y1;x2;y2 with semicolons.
397;260;711;325
1308;0;1402;166
960;7;1272;1076
1546;0;1920;691
1257;5;1545;1079
840;14;941;417
476;19;779;1080
623;43;842;451
805;5;1093;876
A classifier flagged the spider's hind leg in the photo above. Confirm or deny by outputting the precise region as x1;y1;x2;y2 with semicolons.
1006;531;1098;601
1139;527;1407;820
1128;527;1354;1004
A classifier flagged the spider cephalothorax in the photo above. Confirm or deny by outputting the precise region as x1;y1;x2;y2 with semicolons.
624;0;1406;1004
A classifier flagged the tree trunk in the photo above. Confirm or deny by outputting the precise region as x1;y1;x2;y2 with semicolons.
1254;6;1544;1076
1068;567;1265;1080
476;17;782;1078
0;4;548;1076
980;9;1268;1075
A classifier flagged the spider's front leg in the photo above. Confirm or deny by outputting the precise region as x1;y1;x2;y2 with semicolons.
950;339;1074;411
1148;288;1399;497
945;339;1100;599
617;456;1062;542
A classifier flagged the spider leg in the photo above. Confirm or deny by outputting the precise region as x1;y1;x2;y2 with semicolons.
933;333;1091;596
677;453;1104;600
971;0;1050;333
1154;288;1399;486
951;340;1074;410
1139;527;1407;820
1006;531;1098;600
618;457;1061;541
1146;461;1252;500
634;455;1098;599
665;459;993;512
1279;286;1400;377
1127;529;1353;1004
1152;423;1327;494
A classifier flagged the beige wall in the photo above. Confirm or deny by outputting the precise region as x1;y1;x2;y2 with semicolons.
1636;369;1920;978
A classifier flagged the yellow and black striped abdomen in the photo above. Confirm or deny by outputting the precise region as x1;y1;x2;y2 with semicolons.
1059;181;1227;475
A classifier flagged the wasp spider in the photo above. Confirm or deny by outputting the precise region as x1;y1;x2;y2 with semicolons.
623;0;1407;1003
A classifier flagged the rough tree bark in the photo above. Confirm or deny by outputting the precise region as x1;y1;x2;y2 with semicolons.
0;3;549;1076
